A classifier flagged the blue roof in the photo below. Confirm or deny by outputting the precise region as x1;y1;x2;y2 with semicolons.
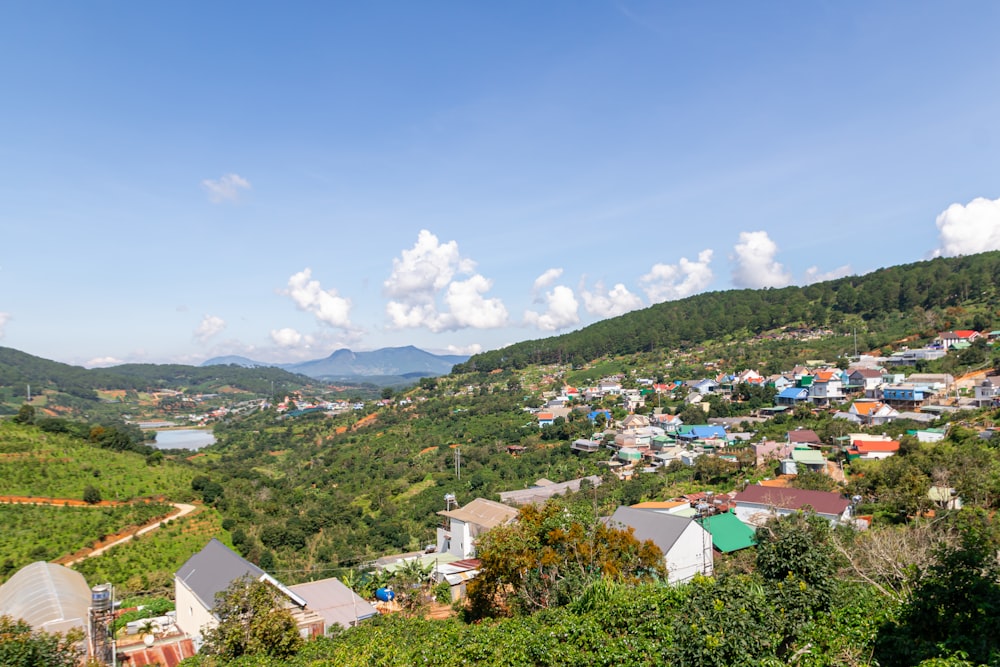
777;387;809;399
691;425;727;439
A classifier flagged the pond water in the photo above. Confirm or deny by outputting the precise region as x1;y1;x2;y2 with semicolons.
153;429;216;451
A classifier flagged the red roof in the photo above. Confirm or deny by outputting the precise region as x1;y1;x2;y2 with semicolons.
735;486;850;516
537;413;554;420
787;429;821;444
850;440;900;453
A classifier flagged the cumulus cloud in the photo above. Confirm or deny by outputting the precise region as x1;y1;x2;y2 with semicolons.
194;315;226;342
933;195;1000;257
270;327;314;348
384;230;508;331
202;173;251;203
532;268;564;293
579;280;644;318
804;264;853;284
525;284;580;331
84;356;124;368
284;268;353;329
0;312;9;338
640;249;714;303
731;231;792;288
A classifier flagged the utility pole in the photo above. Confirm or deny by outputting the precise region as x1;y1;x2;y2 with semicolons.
455;446;461;480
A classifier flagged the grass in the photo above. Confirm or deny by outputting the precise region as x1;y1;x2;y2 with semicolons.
0;502;173;583
0;421;196;501
71;507;230;595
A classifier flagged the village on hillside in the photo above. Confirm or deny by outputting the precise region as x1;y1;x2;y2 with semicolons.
2;328;999;665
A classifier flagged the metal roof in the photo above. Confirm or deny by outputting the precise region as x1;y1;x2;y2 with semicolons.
287;578;378;629
698;512;757;553
175;538;266;613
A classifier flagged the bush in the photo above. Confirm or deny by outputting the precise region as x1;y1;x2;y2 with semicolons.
82;485;102;505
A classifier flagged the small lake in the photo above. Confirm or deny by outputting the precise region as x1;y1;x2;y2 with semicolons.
153;429;216;451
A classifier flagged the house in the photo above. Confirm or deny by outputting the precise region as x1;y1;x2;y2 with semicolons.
622;389;646;412
847;439;900;460
622;414;651;432
287;578;378;631
606;506;713;583
437;498;519;559
776;387;810;405
880;384;932;409
848;399;899;425
690;378;720;395
733;485;851;526
652;413;683;432
886;348;947;366
676;424;728;442
752;440;793;466
782;448;827;475
974;376;1000;406
498;475;603;506
787;429;821;446
939;330;981;349
536;412;555;428
175;539;324;649
847;368;885;395
808;369;846;406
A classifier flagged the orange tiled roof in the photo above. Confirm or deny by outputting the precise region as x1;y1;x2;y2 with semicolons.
851;440;900;453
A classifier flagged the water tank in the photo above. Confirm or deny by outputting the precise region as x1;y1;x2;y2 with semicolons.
375;587;395;602
92;584;112;612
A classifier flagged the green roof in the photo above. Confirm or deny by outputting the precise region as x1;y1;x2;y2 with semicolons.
698;512;757;553
791;449;826;465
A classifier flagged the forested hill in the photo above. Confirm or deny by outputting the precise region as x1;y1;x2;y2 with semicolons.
456;251;1000;373
0;347;313;401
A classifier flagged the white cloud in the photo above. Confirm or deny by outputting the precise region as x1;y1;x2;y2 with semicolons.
445;343;483;356
525;284;580;331
384;230;507;331
640;249;714;303
933;195;1000;257
202;173;251;203
804;264;853;284
580;280;644;318
731;231;792;288
532;268;564;293
443;275;509;329
284;268;353;329
194;314;226;342
270;327;314;348
84;356;123;368
0;312;9;338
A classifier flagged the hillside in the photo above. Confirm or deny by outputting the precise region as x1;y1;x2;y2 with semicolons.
457;251;1000;373
0;346;315;413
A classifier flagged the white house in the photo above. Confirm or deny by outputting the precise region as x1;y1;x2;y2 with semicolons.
175;539;325;650
436;498;519;559
606;506;713;583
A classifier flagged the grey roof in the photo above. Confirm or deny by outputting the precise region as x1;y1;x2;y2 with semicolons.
288;578;378;630
0;562;91;636
175;538;266;612
498;475;603;506
606;506;693;554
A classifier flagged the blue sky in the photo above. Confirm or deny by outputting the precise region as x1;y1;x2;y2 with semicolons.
2;2;1000;367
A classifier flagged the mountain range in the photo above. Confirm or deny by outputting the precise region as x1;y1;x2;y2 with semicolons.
201;346;468;381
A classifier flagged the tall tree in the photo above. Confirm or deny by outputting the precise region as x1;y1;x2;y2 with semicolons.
201;575;303;661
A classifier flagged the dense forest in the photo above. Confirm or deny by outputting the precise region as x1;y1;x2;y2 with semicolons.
456;252;1000;372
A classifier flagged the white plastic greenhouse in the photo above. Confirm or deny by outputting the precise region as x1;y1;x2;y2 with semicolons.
0;561;92;636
